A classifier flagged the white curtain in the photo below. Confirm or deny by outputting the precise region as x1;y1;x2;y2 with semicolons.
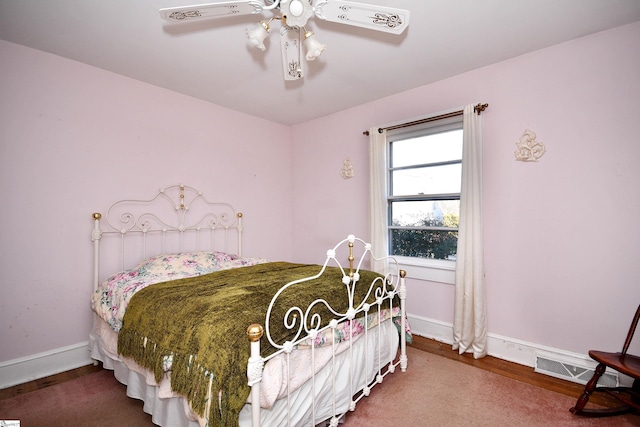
452;104;487;358
368;127;389;274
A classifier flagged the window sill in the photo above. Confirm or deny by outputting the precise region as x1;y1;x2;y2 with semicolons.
395;256;456;285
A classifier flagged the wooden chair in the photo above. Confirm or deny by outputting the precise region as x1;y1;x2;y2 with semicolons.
570;304;640;417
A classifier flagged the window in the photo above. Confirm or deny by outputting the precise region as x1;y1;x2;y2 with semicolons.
385;114;463;282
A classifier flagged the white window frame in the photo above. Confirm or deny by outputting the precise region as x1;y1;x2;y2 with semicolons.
384;114;464;284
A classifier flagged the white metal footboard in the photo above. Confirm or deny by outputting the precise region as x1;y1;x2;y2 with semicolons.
246;235;408;427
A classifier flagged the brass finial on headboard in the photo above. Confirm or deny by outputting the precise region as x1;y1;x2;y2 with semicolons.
179;184;185;209
92;212;102;220
348;240;355;278
247;324;264;342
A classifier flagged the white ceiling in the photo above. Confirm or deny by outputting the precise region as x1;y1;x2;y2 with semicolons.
1;0;640;125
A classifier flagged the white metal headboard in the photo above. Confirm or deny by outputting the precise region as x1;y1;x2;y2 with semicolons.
91;184;243;291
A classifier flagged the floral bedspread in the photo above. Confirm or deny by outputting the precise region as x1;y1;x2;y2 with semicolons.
93;252;412;380
296;305;411;349
91;251;268;332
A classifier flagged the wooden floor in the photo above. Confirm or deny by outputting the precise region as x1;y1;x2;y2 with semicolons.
0;335;616;408
0;363;103;400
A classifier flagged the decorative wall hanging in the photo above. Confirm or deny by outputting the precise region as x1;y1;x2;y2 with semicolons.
514;129;546;162
341;157;354;179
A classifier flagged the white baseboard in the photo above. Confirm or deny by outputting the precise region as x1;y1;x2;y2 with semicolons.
407;313;595;373
0;316;614;390
0;341;93;389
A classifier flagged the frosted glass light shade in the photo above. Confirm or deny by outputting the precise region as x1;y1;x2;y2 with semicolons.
246;21;270;51
304;32;326;61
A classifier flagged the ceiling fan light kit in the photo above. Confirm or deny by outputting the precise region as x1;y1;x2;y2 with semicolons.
303;31;326;61
246;19;272;51
159;0;410;81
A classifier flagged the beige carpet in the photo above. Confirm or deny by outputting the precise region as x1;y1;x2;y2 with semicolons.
344;346;639;426
1;346;638;426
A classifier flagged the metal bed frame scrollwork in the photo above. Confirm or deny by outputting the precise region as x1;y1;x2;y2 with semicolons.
89;184;408;427
91;183;243;292
246;235;407;426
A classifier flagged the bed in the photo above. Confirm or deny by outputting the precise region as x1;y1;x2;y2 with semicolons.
88;184;409;427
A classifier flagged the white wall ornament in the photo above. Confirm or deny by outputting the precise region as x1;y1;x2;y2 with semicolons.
515;129;546;162
341;157;354;179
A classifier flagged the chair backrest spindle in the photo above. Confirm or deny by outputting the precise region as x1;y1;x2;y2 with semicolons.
621;304;640;355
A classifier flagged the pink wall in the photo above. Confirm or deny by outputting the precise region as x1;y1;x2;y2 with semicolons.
1;21;639;367
290;21;640;355
0;40;293;362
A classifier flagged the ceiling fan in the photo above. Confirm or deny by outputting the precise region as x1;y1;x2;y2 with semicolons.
159;0;410;81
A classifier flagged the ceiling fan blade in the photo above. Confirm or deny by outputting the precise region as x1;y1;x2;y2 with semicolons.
314;1;410;34
159;1;265;23
280;26;304;81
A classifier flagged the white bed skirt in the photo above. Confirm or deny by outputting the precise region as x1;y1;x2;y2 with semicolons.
89;315;400;427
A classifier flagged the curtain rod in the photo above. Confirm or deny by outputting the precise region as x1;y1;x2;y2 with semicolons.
362;103;488;136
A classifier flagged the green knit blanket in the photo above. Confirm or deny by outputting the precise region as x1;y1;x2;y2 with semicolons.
117;262;394;426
